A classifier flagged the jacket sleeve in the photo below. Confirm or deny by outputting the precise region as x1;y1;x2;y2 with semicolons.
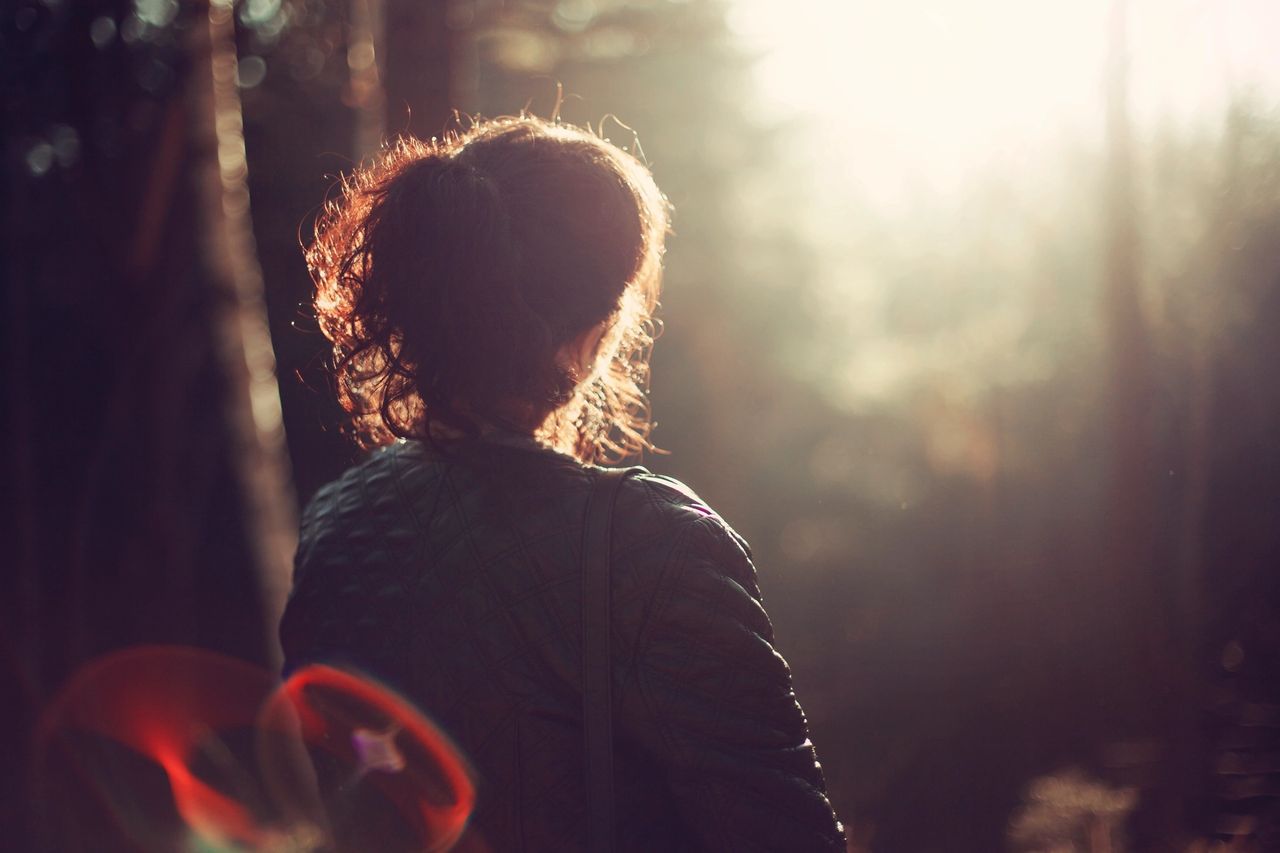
616;510;845;851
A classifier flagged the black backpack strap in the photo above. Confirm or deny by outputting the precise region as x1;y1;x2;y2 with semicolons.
582;467;636;853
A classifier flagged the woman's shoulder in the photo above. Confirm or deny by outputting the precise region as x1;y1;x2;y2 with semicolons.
613;468;714;520
609;468;755;577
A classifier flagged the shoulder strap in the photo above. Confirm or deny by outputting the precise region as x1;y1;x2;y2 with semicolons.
582;467;635;853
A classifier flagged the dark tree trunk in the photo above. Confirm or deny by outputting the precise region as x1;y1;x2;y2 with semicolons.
1101;0;1194;843
1103;0;1159;676
2;1;293;846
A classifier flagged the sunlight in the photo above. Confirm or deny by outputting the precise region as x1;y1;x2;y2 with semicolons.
729;0;1280;208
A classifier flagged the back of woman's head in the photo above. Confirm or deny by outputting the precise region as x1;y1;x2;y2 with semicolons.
307;115;670;462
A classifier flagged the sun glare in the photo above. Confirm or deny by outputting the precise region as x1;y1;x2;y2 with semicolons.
729;0;1280;208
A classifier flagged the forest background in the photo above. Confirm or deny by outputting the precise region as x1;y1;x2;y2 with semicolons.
5;0;1280;850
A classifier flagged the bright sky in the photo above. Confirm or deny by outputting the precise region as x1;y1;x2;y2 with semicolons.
728;0;1280;208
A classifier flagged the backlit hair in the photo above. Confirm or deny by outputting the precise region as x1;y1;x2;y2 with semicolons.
306;115;670;463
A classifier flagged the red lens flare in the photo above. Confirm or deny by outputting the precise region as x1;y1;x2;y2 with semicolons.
36;645;476;852
260;664;476;853
37;645;277;850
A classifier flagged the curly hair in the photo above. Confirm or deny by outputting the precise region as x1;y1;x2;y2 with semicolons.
306;116;670;463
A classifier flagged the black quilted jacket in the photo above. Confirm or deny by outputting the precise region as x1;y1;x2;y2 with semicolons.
279;437;844;851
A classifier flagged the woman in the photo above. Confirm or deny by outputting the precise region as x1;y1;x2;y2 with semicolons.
280;115;844;851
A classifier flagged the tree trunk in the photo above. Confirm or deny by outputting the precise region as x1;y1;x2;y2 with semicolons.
1102;0;1190;843
2;0;293;845
1103;0;1162;716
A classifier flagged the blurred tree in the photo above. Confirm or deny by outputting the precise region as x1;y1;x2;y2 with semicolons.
2;0;293;846
1178;99;1280;848
1099;1;1183;843
235;0;365;502
1107;0;1166;682
237;0;463;502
